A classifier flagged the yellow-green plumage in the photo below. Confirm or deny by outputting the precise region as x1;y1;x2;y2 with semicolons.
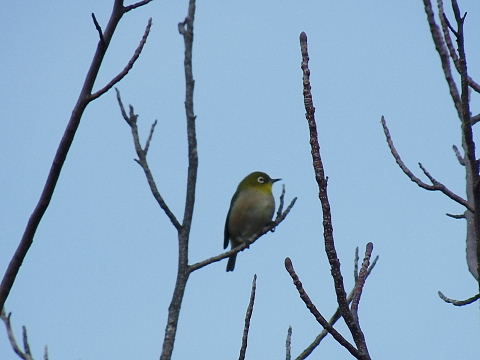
224;171;280;272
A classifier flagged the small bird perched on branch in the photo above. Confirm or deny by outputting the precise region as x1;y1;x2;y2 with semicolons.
224;171;280;272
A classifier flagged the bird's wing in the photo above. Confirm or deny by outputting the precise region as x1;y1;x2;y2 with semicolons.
224;190;238;249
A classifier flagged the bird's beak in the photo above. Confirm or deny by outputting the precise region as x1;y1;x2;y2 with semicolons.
271;178;281;183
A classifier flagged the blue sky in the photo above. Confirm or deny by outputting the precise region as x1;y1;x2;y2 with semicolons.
1;1;479;359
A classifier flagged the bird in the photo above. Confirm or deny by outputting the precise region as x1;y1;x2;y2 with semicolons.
224;171;280;272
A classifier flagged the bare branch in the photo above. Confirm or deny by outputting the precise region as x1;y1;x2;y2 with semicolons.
354;247;359;283
90;18;152;101
91;13;105;44
300;31;370;359
238;275;257;360
467;78;480;94
22;326;32;359
188;196;296;273
286;326;292;360
381;116;472;211
438;290;480;306
285;258;362;359
449;0;480;282
116;89;181;231
437;1;458;57
422;0;462;117
159;2;197;359
452;144;465;165
276;184;286;218
471;113;480;125
124;0;154;12
1;310;33;360
178;0;198;232
446;212;465;219
351;243;373;324
296;254;379;360
0;0;149;312
438;1;480;93
144;119;158;154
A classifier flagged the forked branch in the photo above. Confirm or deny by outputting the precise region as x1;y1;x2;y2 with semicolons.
299;31;371;359
0;0;154;313
238;275;257;360
381;116;472;211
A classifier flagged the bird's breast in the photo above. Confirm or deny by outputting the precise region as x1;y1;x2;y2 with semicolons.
228;188;275;243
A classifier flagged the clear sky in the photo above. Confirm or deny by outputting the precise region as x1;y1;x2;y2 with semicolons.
1;1;479;359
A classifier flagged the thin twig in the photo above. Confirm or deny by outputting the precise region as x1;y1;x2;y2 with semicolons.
91;13;105;44
90;18;152;101
452;144;465;165
238;275;257;360
471;114;480;125
1;311;34;360
188;196;296;273
277;184;286;218
351;243;373;324
437;0;480;93
295;255;378;360
422;0;462;118
381;116;472;211
300;31;370;359
22;326;32;358
116;89;181;230
438;290;480;306
286;326;292;360
446;212;465;219
144;120;158;154
354;247;359;283
285;258;362;359
124;0;154;12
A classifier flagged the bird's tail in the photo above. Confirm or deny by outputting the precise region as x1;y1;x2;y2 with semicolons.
226;254;237;272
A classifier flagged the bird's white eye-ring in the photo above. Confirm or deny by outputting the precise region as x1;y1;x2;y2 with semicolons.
257;176;266;184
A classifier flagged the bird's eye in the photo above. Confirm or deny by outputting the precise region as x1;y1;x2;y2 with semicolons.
257;176;265;184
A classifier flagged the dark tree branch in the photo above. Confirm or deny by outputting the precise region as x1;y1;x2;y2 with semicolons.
299;31;370;359
124;0;154;12
354;247;359;283
285;326;292;360
446;212;466;219
144;119;157;154
159;2;197;359
238;275;257;360
116;89;181;231
438;290;480;306
437;1;458;57
422;0;462;117
295;251;379;360
0;0;153;313
91;13;105;44
276;184;286;218
188;195;296;273
437;0;480;93
449;0;480;284
90;18;152;101
1;310;36;360
285;258;362;359
452;144;465;165
350;243;373;325
381;116;472;211
471;113;480;125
